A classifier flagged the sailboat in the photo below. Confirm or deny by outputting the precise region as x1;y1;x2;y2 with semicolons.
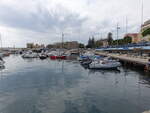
49;33;67;60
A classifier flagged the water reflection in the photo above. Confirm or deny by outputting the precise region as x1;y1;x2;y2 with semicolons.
139;75;150;88
0;65;5;71
22;58;38;62
0;55;149;113
88;68;121;74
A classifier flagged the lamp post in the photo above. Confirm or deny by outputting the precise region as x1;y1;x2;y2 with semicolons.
117;23;120;46
141;0;144;26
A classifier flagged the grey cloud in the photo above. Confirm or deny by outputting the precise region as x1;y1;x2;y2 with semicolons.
0;0;149;47
0;3;87;33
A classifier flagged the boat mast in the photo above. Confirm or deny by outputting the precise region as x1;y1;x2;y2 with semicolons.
116;23;120;46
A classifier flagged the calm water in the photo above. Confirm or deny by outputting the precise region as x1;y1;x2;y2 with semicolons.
0;55;150;113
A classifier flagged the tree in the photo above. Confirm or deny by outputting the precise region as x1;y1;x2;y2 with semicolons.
91;36;95;48
124;36;132;44
86;37;92;48
87;37;95;48
112;36;132;46
142;28;150;37
107;32;113;45
112;40;118;45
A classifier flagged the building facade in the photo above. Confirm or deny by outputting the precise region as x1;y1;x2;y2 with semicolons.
26;43;45;48
53;41;79;49
123;20;150;43
140;19;150;42
65;41;79;49
124;33;141;43
96;39;108;47
27;43;34;48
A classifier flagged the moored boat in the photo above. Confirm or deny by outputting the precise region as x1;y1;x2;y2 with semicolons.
22;51;39;58
48;51;67;60
39;54;47;60
50;55;57;60
80;58;92;65
89;59;121;69
56;55;66;59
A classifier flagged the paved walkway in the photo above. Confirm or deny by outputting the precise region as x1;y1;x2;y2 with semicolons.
95;52;148;65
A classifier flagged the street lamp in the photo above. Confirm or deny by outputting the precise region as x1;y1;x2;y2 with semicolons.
141;0;144;26
117;23;120;46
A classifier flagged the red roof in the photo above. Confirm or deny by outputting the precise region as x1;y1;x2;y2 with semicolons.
124;33;138;38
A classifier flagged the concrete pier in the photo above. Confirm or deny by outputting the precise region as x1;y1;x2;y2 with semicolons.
95;51;150;71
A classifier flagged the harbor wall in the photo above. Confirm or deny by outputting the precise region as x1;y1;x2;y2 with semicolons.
95;51;150;71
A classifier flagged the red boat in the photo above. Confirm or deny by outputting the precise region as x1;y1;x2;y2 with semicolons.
56;55;66;59
61;56;66;59
50;55;66;60
50;56;57;60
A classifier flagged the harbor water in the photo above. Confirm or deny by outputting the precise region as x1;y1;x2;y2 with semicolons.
0;55;150;113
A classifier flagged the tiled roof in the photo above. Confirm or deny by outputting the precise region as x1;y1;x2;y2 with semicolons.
124;33;139;38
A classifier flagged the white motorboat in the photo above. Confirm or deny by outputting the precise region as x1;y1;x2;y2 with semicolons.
89;59;121;69
83;51;95;57
80;59;92;65
22;51;39;58
47;51;59;57
103;57;119;62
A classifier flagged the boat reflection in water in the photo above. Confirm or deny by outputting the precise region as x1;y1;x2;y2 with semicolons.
88;68;121;74
0;65;5;71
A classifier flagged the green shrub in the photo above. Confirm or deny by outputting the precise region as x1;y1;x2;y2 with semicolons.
142;28;150;37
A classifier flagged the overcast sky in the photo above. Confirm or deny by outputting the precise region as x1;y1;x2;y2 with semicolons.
0;0;149;47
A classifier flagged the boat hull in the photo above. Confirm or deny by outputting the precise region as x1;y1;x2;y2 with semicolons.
39;56;47;60
50;56;57;60
89;62;121;69
50;56;66;60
